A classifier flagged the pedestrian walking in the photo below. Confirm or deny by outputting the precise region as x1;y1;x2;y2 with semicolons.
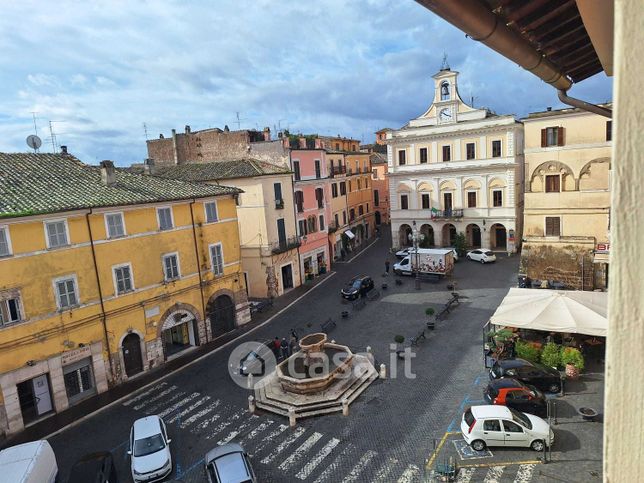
385;259;390;274
290;328;299;342
272;336;281;360
280;338;289;360
289;335;298;356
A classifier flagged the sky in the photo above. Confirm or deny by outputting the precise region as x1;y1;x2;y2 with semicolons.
0;0;613;166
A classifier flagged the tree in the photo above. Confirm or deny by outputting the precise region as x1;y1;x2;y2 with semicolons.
453;232;467;256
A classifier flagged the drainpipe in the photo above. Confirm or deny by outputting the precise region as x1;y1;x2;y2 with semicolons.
557;89;612;118
85;209;115;382
189;200;208;343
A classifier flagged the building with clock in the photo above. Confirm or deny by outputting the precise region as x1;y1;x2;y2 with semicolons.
386;67;525;253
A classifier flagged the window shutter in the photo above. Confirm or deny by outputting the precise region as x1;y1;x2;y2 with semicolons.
545;217;553;236
557;127;565;146
554;217;561;235
541;129;547;147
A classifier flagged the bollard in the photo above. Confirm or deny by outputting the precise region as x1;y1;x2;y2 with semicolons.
331;340;336;344
342;399;349;416
247;373;254;390
248;395;256;413
288;408;296;427
379;363;386;379
366;346;372;354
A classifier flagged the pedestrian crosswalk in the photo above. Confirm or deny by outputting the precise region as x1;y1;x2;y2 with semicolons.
120;384;538;482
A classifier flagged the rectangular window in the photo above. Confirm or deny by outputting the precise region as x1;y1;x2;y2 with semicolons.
56;277;78;308
442;145;451;162
542;127;564;147
340;182;346;195
315;160;321;178
421;193;430;209
157;207;173;231
163;254;180;280
315;188;324;208
307;216;316;233
334;213;339;227
319;215;325;231
358;205;364;216
419;148;428;163
400;195;409;210
374;190;380;206
398;150;406;165
350;209;355;221
357;179;362;190
45;220;68;248
492;140;502;157
295;191;304;213
466;143;476;160
545;217;561;236
493;190;503;207
105;213;125;238
210;244;224;276
444;192;453;210
0;297;21;325
342;211;347;225
277;218;286;246
332;183;338;198
606;121;612;142
204;202;219;223
293;161;301;181
467;191;477;208
298;219;307;236
366;203;369;213
0;227;11;257
114;266;133;294
545;175;561;193
64;360;95;402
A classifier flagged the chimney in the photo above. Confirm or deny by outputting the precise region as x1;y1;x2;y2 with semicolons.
546;107;552;111
143;158;155;175
100;160;116;187
60;145;68;155
224;125;230;132
299;137;306;149
159;134;164;139
185;125;191;134
314;138;323;149
171;129;179;165
263;127;271;141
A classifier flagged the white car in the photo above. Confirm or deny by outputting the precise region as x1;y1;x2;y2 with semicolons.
393;256;412;275
129;415;173;482
395;247;417;259
466;249;496;263
461;405;554;452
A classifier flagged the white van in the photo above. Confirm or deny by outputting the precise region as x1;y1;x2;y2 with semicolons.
0;440;58;483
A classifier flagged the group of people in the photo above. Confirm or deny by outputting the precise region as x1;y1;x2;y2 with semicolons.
271;329;299;361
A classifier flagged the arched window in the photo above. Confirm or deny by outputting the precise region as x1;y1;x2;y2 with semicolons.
440;81;450;101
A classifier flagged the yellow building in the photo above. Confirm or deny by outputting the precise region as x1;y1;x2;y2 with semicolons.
520;106;612;289
0;153;248;437
147;159;302;298
345;153;376;245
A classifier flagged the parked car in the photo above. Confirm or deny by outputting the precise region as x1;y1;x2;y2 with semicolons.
484;378;547;417
205;443;257;483
0;440;58;483
395;247;417;259
340;276;374;300
129;415;172;482
466;249;497;263
489;358;562;393
461;405;554;452
67;451;118;483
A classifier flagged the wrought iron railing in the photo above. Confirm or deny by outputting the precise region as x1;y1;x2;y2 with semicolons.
430;209;464;220
271;236;301;254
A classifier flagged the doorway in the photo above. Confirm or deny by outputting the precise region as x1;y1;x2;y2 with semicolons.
122;333;144;377
162;322;195;357
281;264;294;290
375;211;381;225
208;295;236;338
17;374;53;424
443;192;453;212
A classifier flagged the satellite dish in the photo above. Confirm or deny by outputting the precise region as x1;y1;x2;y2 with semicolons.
26;135;42;151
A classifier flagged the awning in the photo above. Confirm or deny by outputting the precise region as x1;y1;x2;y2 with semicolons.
593;253;610;264
489;288;607;337
344;230;355;239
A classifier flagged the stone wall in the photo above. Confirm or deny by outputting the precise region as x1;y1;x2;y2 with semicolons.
519;243;594;290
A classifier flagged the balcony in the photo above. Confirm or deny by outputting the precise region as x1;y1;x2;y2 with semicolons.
271;236;301;254
332;166;346;175
275;198;284;209
430;209;464;220
328;222;338;233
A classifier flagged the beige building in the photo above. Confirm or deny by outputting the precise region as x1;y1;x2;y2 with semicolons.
520;107;612;290
147;159;301;298
387;68;524;251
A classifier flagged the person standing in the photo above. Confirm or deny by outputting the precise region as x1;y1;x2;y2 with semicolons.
272;337;281;360
280;338;289;360
289;335;297;356
385;259;390;274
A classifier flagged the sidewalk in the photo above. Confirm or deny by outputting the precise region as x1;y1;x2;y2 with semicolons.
333;236;379;264
0;271;335;449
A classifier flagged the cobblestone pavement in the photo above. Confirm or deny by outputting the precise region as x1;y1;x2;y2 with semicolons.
48;231;542;482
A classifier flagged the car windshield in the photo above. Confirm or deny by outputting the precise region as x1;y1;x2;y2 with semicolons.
509;408;532;429
133;434;165;457
352;280;362;289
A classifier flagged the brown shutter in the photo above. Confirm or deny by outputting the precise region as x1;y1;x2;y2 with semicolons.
606;121;612;141
554;217;561;236
541;129;547;147
557;126;565;146
545;217;553;236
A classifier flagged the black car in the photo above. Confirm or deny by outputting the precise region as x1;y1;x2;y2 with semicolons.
489;358;562;393
484;378;547;416
67;451;118;483
340;276;374;300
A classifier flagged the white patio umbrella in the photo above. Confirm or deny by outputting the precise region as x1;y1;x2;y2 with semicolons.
489;288;607;337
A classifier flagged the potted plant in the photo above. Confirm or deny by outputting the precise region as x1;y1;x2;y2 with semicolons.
425;307;436;330
487;329;514;348
319;262;327;274
515;339;542;363
561;346;585;379
394;335;405;359
540;342;562;369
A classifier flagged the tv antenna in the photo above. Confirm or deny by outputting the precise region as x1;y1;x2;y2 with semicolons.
26;135;42;153
48;120;66;152
143;122;149;140
235;112;246;130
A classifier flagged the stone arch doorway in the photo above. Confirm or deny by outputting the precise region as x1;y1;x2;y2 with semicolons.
442;223;456;246
420;224;434;247
375;211;381;225
490;223;507;249
466;224;481;248
122;333;143;377
399;224;412;247
207;294;236;338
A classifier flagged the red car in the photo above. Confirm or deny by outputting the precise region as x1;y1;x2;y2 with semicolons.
483;378;547;417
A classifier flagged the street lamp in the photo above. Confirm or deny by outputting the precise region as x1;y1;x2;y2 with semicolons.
408;220;425;290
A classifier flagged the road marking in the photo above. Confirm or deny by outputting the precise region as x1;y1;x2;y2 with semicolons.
158;392;201;418
397;464;420;483
295;437;340;480
483;465;505;483
133;385;178;411
240;420;274;443
372;456;399;482
146;390;185;414
458;460;541;468
312;444;355;483
217;415;260;445
425;431;453;469
205;409;247;439
249;424;289;456
341;449;377;482
279;431;323;471
513;464;536;483
123;382;168;406
456;467;475;482
166;395;210;424
180;400;221;429
260;427;307;464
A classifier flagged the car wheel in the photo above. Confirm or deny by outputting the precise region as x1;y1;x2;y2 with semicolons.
466;255;471;260
480;258;485;264
548;383;561;393
531;439;545;452
471;440;486;451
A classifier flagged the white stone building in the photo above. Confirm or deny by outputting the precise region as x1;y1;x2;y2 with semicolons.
387;68;524;252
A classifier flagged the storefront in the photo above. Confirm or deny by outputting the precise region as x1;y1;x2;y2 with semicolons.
161;309;197;358
63;357;96;405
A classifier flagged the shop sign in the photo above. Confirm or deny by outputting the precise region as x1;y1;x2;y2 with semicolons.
596;243;610;253
508;229;515;242
61;346;91;366
145;306;160;318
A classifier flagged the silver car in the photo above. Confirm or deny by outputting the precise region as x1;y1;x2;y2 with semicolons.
205;443;256;483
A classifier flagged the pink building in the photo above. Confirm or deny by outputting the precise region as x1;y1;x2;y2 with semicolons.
291;147;333;280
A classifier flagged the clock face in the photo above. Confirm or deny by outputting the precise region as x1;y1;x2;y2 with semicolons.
439;108;452;121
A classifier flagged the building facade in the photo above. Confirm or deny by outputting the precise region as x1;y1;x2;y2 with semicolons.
370;152;390;226
387;68;524;252
520;107;612;290
0;153;249;437
345;153;376;246
327;151;350;261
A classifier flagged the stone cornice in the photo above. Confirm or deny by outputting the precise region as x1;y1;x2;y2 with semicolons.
388;120;521;145
388;161;518;178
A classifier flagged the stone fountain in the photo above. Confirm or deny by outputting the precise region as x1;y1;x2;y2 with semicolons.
254;333;378;423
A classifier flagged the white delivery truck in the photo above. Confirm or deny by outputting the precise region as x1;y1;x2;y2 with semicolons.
0;440;58;483
393;248;454;277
